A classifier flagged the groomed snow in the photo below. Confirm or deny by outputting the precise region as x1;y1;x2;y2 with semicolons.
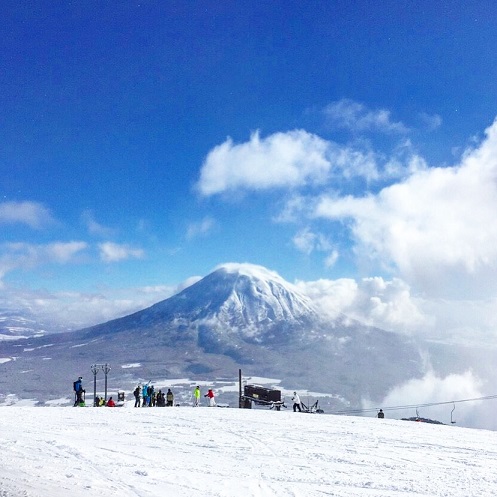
1;405;496;496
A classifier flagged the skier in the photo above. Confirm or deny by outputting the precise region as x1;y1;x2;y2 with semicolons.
166;388;174;407
73;376;85;406
133;386;141;407
292;391;302;412
193;386;201;407
204;388;216;407
377;409;385;418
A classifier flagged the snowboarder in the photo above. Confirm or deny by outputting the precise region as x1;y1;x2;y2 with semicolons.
133;386;141;407
166;388;174;407
292;391;302;412
204;388;216;407
106;397;116;407
193;386;201;407
378;409;385;418
73;376;85;406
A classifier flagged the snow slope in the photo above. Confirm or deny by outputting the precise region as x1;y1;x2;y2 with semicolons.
1;405;496;496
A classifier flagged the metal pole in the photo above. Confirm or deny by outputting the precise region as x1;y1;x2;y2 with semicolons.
239;369;242;408
103;363;111;401
91;364;99;406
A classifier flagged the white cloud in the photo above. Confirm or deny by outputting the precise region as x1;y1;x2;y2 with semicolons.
0;201;55;229
327;142;380;182
324;250;339;268
292;229;315;255
0;241;88;287
44;241;88;263
197;130;332;196
312;118;497;298
98;242;144;263
418;112;443;131
0;276;199;330
81;210;116;237
366;371;484;426
0;241;88;271
292;228;339;268
296;275;429;333
323;99;409;134
186;217;215;240
198;127;427;199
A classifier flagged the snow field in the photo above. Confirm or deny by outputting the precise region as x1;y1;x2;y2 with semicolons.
0;405;496;496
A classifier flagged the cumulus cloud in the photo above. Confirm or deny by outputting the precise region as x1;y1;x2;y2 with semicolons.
0;201;55;229
312;118;497;298
365;371;485;428
197;130;332;196
198;127;426;199
98;242;144;263
296;275;429;333
323;99;409;134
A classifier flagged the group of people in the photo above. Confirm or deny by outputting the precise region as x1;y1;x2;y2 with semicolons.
133;385;174;407
73;376;220;409
73;377;117;407
94;396;116;407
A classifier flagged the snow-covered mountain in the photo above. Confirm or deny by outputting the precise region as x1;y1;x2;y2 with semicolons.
0;309;47;339
0;263;424;408
83;263;321;343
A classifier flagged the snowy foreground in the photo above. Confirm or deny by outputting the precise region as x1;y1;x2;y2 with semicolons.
1;406;497;497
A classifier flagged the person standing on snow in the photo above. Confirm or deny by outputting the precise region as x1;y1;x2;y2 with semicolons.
73;376;85;406
204;388;216;407
166;388;174;407
142;384;150;407
377;409;385;418
193;386;201;407
133;386;141;407
292;391;302;412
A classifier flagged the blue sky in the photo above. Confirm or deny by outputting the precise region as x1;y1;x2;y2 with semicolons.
3;1;497;337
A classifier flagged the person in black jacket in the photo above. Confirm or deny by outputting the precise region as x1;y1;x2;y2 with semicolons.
133;386;141;407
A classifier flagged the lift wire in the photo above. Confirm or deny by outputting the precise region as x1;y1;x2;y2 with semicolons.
328;393;497;416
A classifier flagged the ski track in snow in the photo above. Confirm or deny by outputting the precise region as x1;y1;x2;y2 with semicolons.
1;406;497;496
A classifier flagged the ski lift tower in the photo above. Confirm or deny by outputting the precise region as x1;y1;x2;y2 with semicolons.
90;363;111;406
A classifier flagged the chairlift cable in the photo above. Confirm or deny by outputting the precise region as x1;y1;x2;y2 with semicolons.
328;393;497;416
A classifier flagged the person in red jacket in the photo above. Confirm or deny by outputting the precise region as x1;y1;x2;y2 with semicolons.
204;388;216;407
106;397;116;407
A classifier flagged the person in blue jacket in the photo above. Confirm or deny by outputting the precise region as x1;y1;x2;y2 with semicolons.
142;384;150;407
73;377;85;406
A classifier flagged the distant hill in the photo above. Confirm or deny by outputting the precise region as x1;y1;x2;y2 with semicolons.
0;263;424;407
0;309;50;339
